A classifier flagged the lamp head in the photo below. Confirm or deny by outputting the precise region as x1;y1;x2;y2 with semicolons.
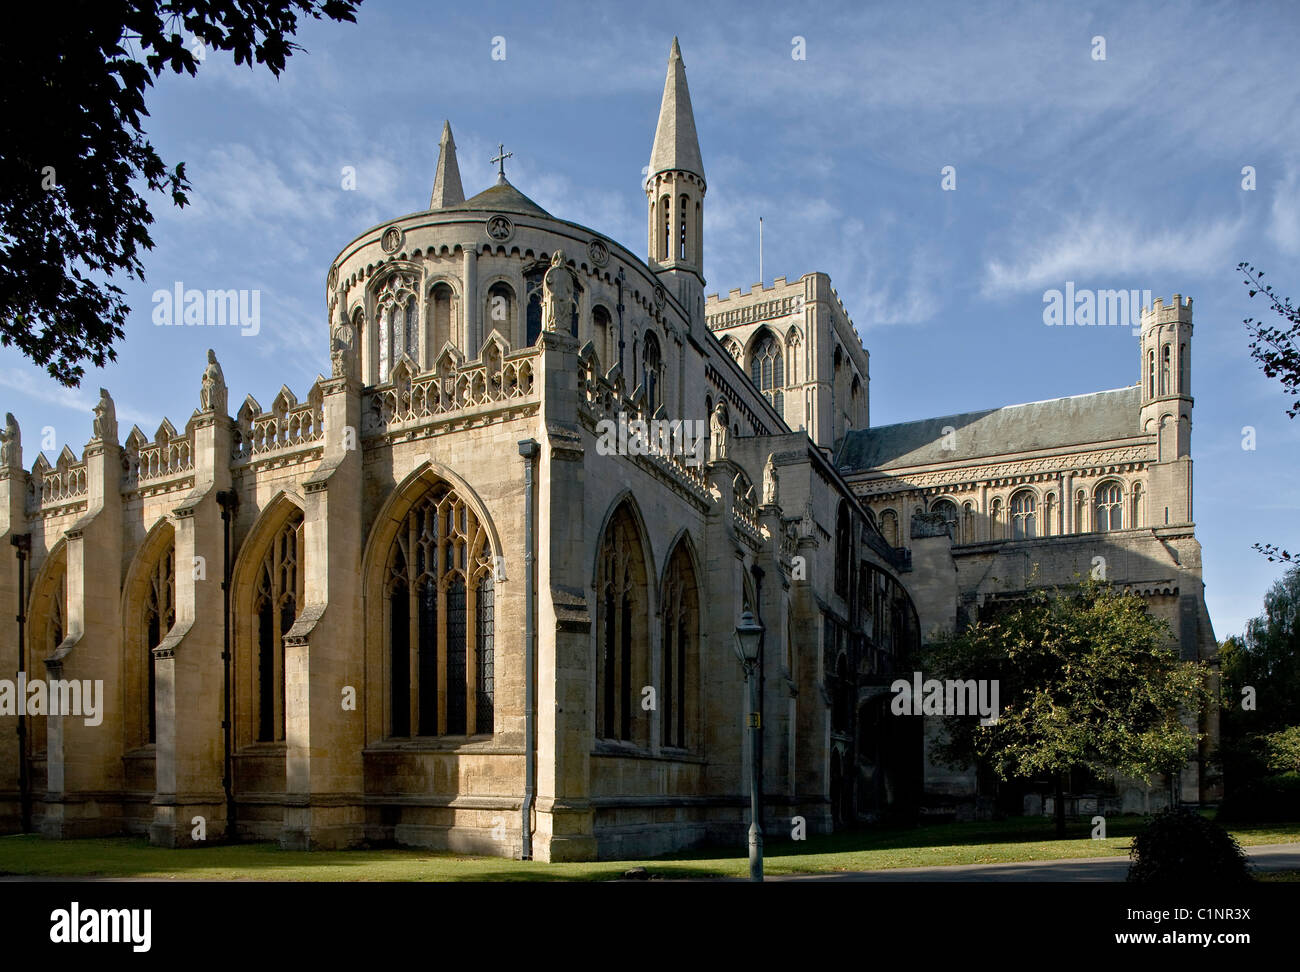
733;610;764;666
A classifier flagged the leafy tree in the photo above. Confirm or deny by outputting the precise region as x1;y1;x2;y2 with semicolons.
923;578;1210;837
0;0;361;386
1220;566;1300;735
1217;566;1300;798
1238;262;1298;562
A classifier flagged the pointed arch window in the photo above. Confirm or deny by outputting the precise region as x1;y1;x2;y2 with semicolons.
643;331;663;413
1131;482;1144;528
1074;489;1087;533
750;330;784;411
786;327;802;383
1095;481;1123;531
1161;344;1171;395
1010;490;1036;540
990;497;1004;540
679;194;689;260
143;543;175;744
387;483;495;737
660;194;671;261
253;513;303;742
596;505;649;743
661;542;698;749
376;273;418;378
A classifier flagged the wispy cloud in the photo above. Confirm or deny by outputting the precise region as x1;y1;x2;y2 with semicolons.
981;213;1244;297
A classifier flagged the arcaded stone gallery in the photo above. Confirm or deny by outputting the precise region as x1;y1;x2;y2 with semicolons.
0;40;1218;860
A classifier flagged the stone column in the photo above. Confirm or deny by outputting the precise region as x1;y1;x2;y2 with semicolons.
0;417;26;830
533;327;597;861
152;407;231;846
1061;471;1073;535
462;242;479;357
281;372;364;849
43;421;123;837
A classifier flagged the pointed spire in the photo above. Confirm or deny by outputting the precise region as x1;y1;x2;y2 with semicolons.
430;121;465;209
648;37;704;180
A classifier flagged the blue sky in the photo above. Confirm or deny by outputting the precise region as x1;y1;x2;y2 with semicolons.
3;0;1298;637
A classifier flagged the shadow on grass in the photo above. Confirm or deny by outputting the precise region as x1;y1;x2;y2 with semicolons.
1;815;1296;881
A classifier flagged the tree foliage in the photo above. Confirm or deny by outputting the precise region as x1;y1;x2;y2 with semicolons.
1220;566;1300;736
0;0;361;386
1238;262;1298;563
923;578;1209;805
1127;807;1252;886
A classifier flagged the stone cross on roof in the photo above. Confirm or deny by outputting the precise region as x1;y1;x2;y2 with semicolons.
490;143;513;182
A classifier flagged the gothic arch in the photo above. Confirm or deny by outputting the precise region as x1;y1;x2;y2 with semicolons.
746;326;785;412
120;516;177;751
24;538;68;757
230;491;307;754
362;463;502;742
590;490;658;601
659;532;701;750
592;496;654;746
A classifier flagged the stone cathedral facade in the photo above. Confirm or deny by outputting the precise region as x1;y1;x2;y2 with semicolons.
0;40;1217;860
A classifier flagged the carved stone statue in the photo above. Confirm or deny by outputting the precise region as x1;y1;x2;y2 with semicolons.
92;388;117;443
800;498;815;538
200;349;227;413
710;401;729;461
542;249;575;333
0;413;19;469
331;323;356;379
762;453;779;506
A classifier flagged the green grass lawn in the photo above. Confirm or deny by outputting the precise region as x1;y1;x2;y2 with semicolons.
1;815;1297;881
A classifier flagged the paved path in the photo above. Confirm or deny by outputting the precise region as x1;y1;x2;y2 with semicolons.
773;842;1300;881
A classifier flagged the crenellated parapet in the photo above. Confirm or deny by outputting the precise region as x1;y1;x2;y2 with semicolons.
232;380;326;463
122;418;195;494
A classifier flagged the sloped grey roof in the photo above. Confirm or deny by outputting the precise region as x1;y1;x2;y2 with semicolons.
450;178;550;217
838;385;1142;472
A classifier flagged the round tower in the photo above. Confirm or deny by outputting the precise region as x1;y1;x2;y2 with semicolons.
646;38;706;325
1139;295;1194;525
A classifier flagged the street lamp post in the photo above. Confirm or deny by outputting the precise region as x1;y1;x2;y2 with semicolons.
734;610;764;882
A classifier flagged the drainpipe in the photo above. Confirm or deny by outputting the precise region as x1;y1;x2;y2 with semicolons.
216;489;238;840
11;533;31;833
517;439;539;859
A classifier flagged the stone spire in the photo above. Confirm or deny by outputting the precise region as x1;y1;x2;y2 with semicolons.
430;120;465;209
648;37;704;180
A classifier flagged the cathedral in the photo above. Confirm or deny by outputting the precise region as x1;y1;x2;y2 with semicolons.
0;39;1218;861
